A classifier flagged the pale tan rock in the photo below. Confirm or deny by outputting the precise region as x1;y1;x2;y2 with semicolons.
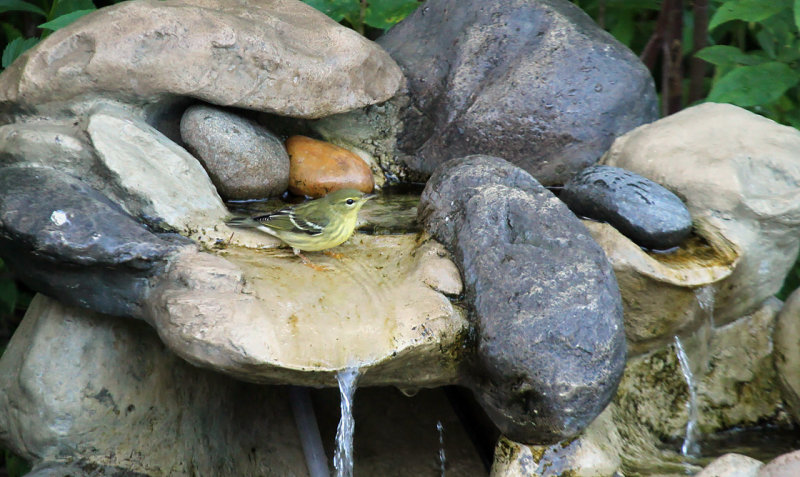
697;453;763;477
775;288;800;423
614;300;784;446
146;234;467;386
0;294;308;475
699;298;783;430
759;450;800;477
489;406;622;477
583;220;735;354
86;105;228;232
286;135;375;198
602;103;800;324
0;0;403;118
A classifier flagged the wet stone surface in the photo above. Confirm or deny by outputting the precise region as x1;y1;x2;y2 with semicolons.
560;165;693;250
419;155;627;444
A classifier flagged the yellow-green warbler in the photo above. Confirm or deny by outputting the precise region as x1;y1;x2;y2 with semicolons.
226;189;375;268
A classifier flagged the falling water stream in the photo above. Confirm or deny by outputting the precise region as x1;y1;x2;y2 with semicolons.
673;335;700;458
334;367;360;477
436;420;446;476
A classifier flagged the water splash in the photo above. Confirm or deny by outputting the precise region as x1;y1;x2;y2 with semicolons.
334;367;360;477
694;285;716;328
436;420;446;476
674;336;700;458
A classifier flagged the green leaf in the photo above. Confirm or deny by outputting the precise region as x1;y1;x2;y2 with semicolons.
0;278;16;314
38;8;95;31
365;0;421;30
707;61;800;107
1;21;23;42
610;10;635;46
49;0;95;21
0;0;46;16
695;45;767;66
795;0;800;32
709;0;791;30
301;0;359;23
1;36;38;68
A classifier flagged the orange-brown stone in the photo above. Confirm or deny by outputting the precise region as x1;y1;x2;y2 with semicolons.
286;135;374;198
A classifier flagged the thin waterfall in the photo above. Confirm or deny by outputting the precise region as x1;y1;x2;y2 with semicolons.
334;367;360;477
673;336;700;457
437;420;446;476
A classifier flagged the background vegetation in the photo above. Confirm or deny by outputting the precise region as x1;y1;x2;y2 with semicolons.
0;0;798;471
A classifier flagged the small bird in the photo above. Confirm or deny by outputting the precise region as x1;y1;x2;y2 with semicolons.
226;189;375;269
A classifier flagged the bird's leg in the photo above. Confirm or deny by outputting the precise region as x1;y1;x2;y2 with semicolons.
323;250;345;260
293;248;332;272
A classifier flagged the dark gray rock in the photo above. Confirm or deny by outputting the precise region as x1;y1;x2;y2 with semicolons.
419;155;626;444
180;105;290;200
0;166;185;317
560;165;693;250
378;0;658;185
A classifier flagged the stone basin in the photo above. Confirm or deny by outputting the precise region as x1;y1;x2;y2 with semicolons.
146;233;467;387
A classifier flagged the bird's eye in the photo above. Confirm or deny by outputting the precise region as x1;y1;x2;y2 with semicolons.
346;198;355;205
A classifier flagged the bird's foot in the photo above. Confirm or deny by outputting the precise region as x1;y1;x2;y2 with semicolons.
323;250;345;260
294;250;332;272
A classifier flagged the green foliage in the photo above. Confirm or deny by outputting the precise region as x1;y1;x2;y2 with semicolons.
1;35;36;67
0;0;99;70
699;0;800;127
3;449;31;477
301;0;421;34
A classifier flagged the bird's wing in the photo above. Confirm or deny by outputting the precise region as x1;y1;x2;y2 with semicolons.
253;208;328;236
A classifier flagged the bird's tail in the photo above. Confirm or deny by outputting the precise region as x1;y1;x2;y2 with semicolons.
226;216;259;228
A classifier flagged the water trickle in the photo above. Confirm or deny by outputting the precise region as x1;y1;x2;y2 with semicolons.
334;367;360;477
694;285;716;328
674;336;700;458
436;420;446;476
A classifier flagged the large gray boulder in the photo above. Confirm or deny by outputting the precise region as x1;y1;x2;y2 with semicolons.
314;0;656;184
419;155;626;443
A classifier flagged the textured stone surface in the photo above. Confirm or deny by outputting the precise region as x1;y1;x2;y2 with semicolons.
0;0;403;118
145;235;467;387
419;155;626;444
286;135;374;198
603;103;800;324
0;165;183;317
615;299;784;441
87;105;228;232
699;298;783;431
490;406;622;476
583;221;735;355
0;295;309;476
371;0;656;184
561;165;692;250
775;287;800;423
180;105;290;200
759;450;800;477
696;453;763;477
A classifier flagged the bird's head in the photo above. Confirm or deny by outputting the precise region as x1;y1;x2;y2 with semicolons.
323;188;376;216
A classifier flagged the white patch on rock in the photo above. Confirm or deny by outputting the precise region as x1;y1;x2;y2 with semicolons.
49;210;70;226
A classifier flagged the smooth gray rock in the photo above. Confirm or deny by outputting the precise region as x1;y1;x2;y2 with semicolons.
377;0;657;185
419;155;626;444
561;165;693;250
180;105;290;200
0;295;308;476
0;166;185;317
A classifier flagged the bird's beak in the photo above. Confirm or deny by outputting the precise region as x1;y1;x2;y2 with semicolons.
363;193;377;201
